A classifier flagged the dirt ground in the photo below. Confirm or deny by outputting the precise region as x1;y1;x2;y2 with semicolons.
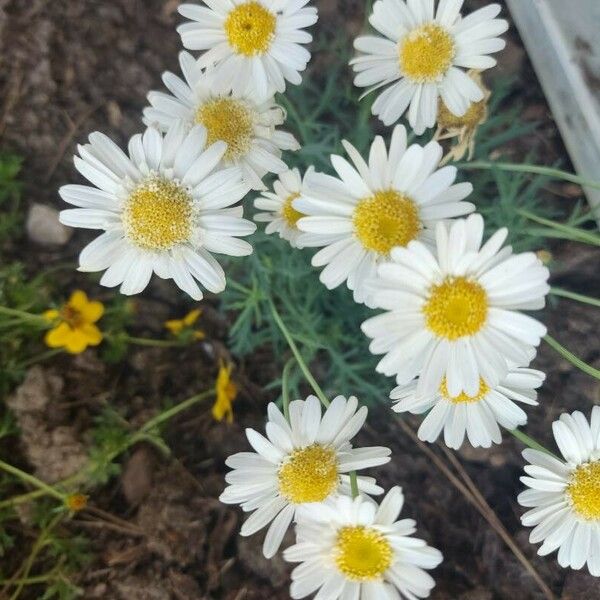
0;1;599;599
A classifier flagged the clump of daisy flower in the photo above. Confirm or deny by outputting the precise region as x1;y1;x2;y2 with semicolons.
43;290;104;354
144;52;300;190
177;0;318;99
59;124;256;300
254;168;313;248
392;366;546;449
362;213;550;397
518;407;600;577
351;0;508;134
435;70;491;163
284;487;443;599
220;395;391;558
295;125;474;305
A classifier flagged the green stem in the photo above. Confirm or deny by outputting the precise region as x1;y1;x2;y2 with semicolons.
517;210;600;246
550;287;600;308
349;471;359;498
17;348;63;369
459;160;600;191
0;306;47;324
7;514;63;600
509;429;557;457
0;460;65;502
136;390;214;436
544;334;600;380
281;358;295;423
122;335;185;348
268;299;330;408
0;391;214;510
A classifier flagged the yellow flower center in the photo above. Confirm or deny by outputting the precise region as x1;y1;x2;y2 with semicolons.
224;1;276;56
423;276;488;340
438;98;487;130
282;192;302;227
439;376;490;403
567;461;600;520
196;98;254;162
123;177;193;250
65;493;88;512
334;526;393;581
278;444;338;504
399;23;455;83
353;190;421;255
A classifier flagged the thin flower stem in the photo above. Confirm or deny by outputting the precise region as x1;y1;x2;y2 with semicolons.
458;160;600;191
17;348;63;369
517;209;600;246
0;306;47;323
268;299;330;408
550;287;600;308
0;460;65;502
509;429;557;457
544;334;600;380
121;335;185;348
349;471;359;498
136;390;214;436
281;358;295;422
0;391;214;510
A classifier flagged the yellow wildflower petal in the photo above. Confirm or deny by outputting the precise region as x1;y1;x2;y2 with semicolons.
193;330;206;340
165;319;184;335
43;309;60;322
212;362;238;423
80;323;103;346
68;290;90;311
63;330;91;354
183;309;202;326
45;323;72;348
80;301;104;323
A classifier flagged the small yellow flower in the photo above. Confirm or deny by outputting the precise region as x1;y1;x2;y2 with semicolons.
435;70;491;165
164;308;205;340
212;361;238;423
43;290;104;354
65;493;88;512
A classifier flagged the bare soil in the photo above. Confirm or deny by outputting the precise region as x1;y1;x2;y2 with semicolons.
0;1;599;599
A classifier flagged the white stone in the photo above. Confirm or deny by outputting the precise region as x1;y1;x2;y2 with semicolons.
26;203;72;246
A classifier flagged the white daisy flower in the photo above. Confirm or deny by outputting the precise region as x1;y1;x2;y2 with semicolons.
219;395;391;558
362;213;550;397
59;124;256;300
518;407;600;577
143;52;300;190
351;0;508;134
295;125;475;306
177;0;318;99
254;167;312;247
284;487;443;599
392;366;546;449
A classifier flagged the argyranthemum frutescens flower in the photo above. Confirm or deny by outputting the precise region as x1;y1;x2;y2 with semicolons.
392;366;545;449
177;0;318;99
362;214;550;397
434;70;491;164
351;0;508;134
143;52;300;190
518;407;600;576
295;125;474;305
284;487;443;599
254;167;313;248
43;290;104;354
59;124;255;300
220;395;391;557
